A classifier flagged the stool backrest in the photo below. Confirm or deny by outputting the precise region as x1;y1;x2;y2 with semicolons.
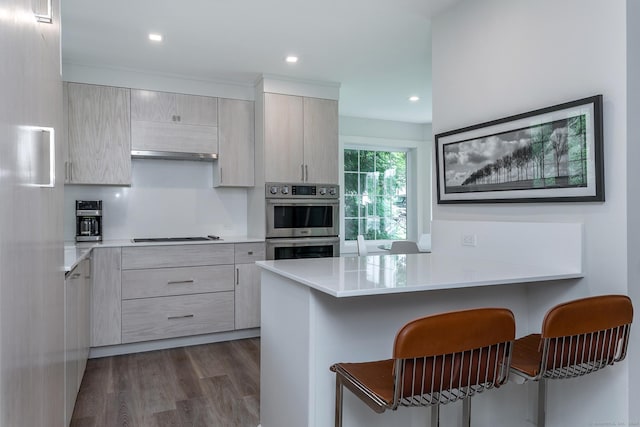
539;294;633;379
391;308;515;408
356;235;368;256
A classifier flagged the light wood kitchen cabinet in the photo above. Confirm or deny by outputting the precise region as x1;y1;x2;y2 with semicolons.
264;93;339;184
131;89;218;154
303;97;339;184
121;244;236;344
64;258;90;426
66;83;132;185
264;93;304;182
214;98;255;187
91;247;122;347
234;243;264;329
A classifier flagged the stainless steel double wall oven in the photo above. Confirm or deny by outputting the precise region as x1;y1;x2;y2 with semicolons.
265;182;340;260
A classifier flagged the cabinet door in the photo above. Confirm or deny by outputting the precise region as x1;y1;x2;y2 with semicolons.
91;247;122;347
235;263;261;329
216;98;255;187
176;94;218;126
303;97;339;184
77;259;91;387
264;93;304;182
131;89;176;122
64;267;80;426
67;83;131;185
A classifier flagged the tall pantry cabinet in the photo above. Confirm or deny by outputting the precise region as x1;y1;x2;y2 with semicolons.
0;1;66;426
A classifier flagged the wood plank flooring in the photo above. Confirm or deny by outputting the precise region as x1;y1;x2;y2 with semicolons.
71;338;260;427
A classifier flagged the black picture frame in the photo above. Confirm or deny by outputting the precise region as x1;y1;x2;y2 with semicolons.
435;95;604;204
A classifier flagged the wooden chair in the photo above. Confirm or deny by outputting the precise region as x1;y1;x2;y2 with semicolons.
330;308;516;427
510;295;633;427
389;240;419;254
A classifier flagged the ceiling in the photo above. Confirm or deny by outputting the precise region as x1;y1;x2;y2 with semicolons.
61;0;458;123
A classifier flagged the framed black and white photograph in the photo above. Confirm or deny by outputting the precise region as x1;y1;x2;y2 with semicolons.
435;95;604;204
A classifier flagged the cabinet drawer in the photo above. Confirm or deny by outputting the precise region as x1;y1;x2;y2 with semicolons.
122;244;234;269
121;292;234;343
122;265;234;300
234;242;265;264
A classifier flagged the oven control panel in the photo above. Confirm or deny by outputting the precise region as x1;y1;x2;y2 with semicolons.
266;183;339;199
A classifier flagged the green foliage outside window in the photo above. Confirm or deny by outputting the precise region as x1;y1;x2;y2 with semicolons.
344;149;407;241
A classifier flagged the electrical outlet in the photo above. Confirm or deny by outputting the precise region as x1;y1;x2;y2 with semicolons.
462;234;477;247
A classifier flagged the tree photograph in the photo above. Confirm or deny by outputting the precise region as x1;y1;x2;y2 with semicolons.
443;114;587;194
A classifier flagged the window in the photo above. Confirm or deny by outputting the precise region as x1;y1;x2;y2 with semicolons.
344;148;407;241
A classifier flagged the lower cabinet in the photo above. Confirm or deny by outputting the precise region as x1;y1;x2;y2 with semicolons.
90;242;264;349
90;247;122;347
234;242;265;330
235;263;261;329
64;258;90;426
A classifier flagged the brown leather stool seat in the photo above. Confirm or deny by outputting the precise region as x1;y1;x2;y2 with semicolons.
330;308;516;427
510;295;633;427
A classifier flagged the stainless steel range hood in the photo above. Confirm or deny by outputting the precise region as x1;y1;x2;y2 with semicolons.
131;150;218;161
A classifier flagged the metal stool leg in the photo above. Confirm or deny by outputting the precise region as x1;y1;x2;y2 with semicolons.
462;398;471;427
335;376;343;427
537;379;547;427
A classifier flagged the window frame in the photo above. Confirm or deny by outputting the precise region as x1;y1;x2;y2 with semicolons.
343;146;410;243
340;135;427;254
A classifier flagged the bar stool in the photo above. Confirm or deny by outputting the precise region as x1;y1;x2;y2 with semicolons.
510;295;633;427
330;307;516;427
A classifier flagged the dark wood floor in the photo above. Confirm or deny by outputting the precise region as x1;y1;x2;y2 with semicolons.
71;338;260;427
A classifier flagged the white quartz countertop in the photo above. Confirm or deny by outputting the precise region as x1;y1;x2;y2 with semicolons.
64;236;265;272
256;252;583;298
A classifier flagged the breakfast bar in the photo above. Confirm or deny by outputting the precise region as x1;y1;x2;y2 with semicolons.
256;221;584;427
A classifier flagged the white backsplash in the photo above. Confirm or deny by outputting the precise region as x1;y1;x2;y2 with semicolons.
64;159;248;241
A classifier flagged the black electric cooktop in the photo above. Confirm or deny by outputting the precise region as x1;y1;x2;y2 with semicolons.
132;235;221;243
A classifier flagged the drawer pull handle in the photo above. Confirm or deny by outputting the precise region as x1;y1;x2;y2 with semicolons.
167;279;195;285
167;314;194;320
248;251;253;255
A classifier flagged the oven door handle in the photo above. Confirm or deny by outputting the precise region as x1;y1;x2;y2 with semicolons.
266;236;340;246
266;199;339;206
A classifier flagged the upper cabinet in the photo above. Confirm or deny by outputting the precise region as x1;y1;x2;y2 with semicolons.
66;83;132;185
264;93;304;183
131;89;218;155
215;98;255;187
264;93;338;184
303;97;339;184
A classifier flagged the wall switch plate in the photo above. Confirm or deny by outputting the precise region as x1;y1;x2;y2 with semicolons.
462;234;477;247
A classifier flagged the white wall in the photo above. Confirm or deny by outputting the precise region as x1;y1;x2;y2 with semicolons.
339;116;432;253
64;159;247;240
626;1;640;423
433;1;628;426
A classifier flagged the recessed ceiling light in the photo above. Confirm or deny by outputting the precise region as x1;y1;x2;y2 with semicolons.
409;96;420;102
285;56;299;63
148;33;163;42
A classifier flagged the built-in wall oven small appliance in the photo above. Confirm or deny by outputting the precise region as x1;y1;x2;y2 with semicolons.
265;182;339;260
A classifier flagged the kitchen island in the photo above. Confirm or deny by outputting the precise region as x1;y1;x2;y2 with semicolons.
256;220;584;427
